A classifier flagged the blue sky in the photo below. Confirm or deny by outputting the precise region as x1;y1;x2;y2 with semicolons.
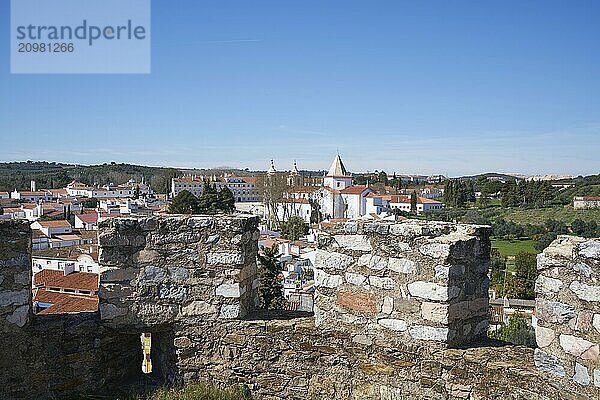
1;1;599;176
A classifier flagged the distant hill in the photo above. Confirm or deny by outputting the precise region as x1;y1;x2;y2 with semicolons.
0;161;179;194
457;172;520;182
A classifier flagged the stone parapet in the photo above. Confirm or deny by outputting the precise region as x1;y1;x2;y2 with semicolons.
313;220;491;348
534;235;600;395
0;220;31;333
98;215;259;329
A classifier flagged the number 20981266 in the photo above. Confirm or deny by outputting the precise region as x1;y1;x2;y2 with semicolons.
18;43;74;52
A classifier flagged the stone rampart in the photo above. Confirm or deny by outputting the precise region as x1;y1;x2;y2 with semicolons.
534;235;600;395
98;215;259;329
2;217;600;399
314;221;491;348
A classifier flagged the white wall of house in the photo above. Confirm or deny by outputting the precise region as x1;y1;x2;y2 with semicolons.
32;254;99;275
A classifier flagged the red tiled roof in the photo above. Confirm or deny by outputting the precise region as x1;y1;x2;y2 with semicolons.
34;270;99;292
417;197;443;204
75;213;98;223
34;288;98;315
581;196;600;201
281;198;310;204
289;186;315;193
17;191;47;196
34;220;71;228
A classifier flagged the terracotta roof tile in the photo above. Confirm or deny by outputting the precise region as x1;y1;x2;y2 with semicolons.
34;289;98;314
34;269;99;292
35;220;71;228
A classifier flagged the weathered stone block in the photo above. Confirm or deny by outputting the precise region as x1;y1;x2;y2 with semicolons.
314;269;343;288
535;325;556;348
535;275;563;295
388;258;417;274
215;283;242;298
569;281;600;303
536;299;576;324
534;348;566;377
345;272;367;286
368;276;395;290
358;254;387;270
378;318;408;331
407;281;460;302
206;252;245;266
573;363;591;386
408;325;449;342
334;235;373;251
579;240;600;259
336;290;377;315
315;250;355;270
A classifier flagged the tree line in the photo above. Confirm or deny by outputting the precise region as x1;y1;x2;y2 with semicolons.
168;183;235;214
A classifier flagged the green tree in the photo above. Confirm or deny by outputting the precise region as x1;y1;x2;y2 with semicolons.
198;182;220;214
133;185;140;199
378;171;388;185
410;190;417;214
217;186;235;213
82;198;98;208
280;216;309;241
168;190;199;214
502;252;537;299
0;205;3;215
489;313;535;348
257;245;286;310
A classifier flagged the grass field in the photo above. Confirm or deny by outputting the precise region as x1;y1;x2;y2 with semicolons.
491;238;539;271
491;238;539;258
497;205;600;226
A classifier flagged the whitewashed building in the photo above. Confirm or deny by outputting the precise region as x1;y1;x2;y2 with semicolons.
573;196;600;210
170;175;259;202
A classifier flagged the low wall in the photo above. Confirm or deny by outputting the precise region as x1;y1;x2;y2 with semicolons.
98;215;260;329
534;235;600;396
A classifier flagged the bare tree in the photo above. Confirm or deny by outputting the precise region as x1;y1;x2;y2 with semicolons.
256;172;290;229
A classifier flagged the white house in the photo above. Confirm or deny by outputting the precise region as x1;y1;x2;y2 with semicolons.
74;213;99;230
31;220;72;237
66;179;152;199
11;190;50;202
573;196;600;210
32;246;99;275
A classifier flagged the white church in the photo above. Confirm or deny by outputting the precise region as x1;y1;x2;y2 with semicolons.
277;154;374;223
276;154;443;223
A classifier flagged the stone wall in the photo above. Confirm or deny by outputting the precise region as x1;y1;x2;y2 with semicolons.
313;221;491;348
0;221;142;400
0;220;31;332
2;217;600;399
534;235;600;396
98;215;260;329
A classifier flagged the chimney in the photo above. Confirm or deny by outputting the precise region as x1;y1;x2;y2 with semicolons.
64;263;76;276
31;180;36;192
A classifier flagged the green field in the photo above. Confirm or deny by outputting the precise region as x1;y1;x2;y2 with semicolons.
491;238;540;258
497;205;600;226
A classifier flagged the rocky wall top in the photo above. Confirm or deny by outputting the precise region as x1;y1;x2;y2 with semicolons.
534;235;600;397
0;220;31;333
98;215;259;330
313;220;491;348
